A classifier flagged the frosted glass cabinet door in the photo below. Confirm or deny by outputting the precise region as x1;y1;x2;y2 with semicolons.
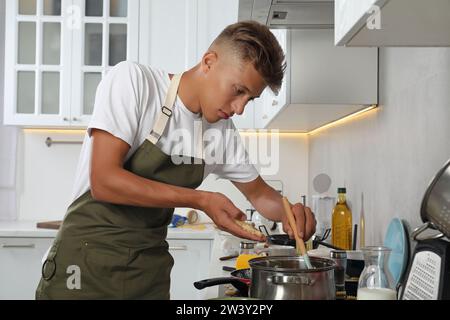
4;0;69;126
70;0;138;126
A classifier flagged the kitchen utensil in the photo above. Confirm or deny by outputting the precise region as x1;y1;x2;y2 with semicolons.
352;224;358;250
414;158;450;240
249;255;336;300
360;192;366;248
399;159;450;300
383;218;410;287
219;254;238;261
194;268;252;297
36;220;62;230
401;238;450;300
282;197;313;269
261;225;343;251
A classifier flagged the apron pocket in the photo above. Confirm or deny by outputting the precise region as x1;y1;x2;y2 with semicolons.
81;240;129;299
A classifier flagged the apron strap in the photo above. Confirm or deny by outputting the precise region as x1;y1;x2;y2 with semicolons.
147;73;183;144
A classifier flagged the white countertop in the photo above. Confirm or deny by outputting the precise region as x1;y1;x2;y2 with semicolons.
0;220;217;240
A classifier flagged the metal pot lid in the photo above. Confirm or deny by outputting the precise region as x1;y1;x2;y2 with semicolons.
248;255;336;273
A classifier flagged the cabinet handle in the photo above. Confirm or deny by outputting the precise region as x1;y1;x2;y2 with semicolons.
63;117;69;121
169;245;188;251
272;100;278;106
1;244;35;249
72;117;79;121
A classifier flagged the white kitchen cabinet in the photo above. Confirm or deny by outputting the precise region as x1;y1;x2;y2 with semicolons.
264;28;378;131
0;237;54;300
335;0;450;47
0;235;212;300
139;0;255;130
167;238;212;300
3;0;139;127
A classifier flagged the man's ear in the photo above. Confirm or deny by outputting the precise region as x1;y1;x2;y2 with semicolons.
201;51;218;74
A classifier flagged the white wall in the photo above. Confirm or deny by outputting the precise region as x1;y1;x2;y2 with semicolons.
16;130;85;221
308;47;450;246
16;131;309;222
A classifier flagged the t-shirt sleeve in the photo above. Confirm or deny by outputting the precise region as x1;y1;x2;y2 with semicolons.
210;121;260;183
87;61;143;147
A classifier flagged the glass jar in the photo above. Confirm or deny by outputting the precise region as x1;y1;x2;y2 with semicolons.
235;242;259;270
330;250;347;293
357;246;397;300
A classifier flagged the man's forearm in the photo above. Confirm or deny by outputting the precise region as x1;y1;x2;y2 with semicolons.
249;185;285;222
90;167;208;210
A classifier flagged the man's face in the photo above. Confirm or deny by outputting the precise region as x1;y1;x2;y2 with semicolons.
199;51;267;123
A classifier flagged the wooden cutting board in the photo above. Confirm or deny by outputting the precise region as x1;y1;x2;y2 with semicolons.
36;220;62;230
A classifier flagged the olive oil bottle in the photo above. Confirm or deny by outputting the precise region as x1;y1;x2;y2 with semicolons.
332;188;353;250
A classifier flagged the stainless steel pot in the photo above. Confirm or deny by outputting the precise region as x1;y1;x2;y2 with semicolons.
248;256;336;300
413;158;450;240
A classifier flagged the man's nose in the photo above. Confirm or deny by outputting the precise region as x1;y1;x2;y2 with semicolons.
232;99;248;116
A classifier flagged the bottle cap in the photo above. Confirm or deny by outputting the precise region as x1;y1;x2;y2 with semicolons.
337;187;346;194
240;242;256;249
330;250;347;259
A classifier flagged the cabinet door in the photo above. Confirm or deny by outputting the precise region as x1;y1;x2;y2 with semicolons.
290;29;378;105
0;237;54;300
70;0;139;127
4;0;72;126
167;239;211;300
138;0;198;73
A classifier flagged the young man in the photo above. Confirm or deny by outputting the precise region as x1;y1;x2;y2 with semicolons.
36;21;316;299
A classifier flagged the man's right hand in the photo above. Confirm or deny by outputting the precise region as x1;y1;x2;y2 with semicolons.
200;192;265;242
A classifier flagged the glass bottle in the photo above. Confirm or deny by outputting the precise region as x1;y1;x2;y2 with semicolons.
357;246;397;300
331;188;353;250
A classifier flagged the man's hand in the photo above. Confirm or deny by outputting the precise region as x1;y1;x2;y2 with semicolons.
200;192;265;242
233;176;316;241
281;202;316;241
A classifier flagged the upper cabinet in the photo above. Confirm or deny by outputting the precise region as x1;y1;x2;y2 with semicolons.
138;0;257;129
335;0;450;47
253;28;378;132
236;0;378;132
3;0;139;127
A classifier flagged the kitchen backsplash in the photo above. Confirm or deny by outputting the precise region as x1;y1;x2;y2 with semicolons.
308;47;450;247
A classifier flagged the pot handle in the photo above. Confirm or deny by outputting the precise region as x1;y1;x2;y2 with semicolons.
411;222;444;241
193;277;249;297
270;275;315;286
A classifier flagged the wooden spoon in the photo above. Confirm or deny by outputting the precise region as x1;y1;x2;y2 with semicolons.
282;197;313;269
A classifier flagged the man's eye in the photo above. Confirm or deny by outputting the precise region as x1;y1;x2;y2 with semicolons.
235;88;245;95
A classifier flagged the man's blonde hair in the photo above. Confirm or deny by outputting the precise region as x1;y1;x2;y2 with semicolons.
211;20;286;94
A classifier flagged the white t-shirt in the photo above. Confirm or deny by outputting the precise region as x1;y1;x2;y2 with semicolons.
71;61;259;202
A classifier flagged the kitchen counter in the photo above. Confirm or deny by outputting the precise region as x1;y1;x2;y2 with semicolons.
0;220;217;239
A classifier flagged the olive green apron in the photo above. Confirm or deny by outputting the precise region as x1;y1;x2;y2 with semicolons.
36;73;205;300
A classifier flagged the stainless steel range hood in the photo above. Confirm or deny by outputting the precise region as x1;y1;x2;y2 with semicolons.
238;0;334;29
